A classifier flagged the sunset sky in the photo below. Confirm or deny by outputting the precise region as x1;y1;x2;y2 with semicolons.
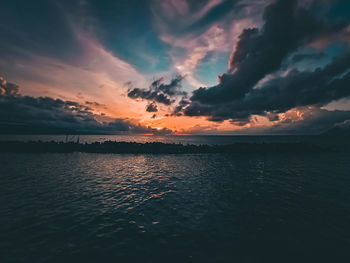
1;0;350;135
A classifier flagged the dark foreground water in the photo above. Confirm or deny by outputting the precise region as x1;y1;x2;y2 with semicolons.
1;138;350;262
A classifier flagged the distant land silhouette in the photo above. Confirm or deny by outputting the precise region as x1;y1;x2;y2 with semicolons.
0;141;332;154
321;126;350;137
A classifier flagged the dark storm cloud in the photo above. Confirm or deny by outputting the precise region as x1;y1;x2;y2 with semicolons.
128;88;173;105
228;107;350;135
184;51;350;122
171;98;191;116
0;77;20;96
85;101;108;109
127;75;186;106
146;102;158;113
291;52;326;63
178;0;350;128
0;77;172;135
261;107;350;135
190;0;347;105
153;75;185;96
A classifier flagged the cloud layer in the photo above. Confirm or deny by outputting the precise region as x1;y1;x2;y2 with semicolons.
1;0;350;134
174;0;350;131
0;77;172;135
127;75;186;106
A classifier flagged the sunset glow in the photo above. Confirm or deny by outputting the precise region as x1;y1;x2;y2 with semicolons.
1;0;350;135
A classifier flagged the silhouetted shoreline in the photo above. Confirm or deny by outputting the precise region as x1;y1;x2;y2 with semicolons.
0;141;332;154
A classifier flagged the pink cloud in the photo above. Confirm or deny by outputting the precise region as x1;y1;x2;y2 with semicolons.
161;0;189;18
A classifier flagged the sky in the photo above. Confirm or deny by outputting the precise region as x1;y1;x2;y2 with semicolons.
1;0;350;135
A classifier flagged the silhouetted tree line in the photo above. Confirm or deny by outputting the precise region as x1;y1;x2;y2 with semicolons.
0;141;332;154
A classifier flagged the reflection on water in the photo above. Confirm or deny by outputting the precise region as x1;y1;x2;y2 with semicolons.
1;152;349;262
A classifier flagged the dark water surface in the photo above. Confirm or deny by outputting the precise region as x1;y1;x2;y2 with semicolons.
1;138;350;262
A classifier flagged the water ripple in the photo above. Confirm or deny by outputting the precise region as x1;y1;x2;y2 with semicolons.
1;152;350;262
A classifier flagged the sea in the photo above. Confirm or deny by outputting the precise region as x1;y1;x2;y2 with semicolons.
0;135;349;262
